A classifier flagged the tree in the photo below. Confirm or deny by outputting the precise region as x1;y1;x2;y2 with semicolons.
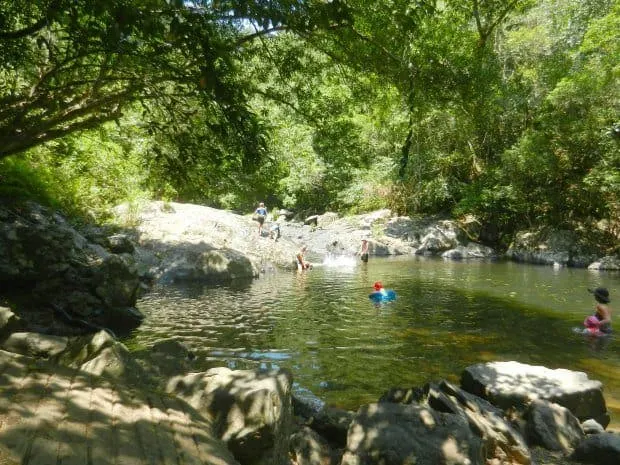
0;0;351;161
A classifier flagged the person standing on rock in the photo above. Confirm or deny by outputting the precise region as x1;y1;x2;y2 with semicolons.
359;239;369;263
254;202;267;236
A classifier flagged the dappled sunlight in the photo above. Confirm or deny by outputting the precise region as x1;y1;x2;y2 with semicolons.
441;436;471;465
0;350;238;465
419;408;437;428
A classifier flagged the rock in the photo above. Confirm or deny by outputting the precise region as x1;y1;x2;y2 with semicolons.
93;254;139;308
135;338;196;380
571;432;620;465
290;426;335;465
151;338;195;359
442;243;496;259
378;386;427;405
0;306;23;341
167;367;293;465
158;245;259;283
461;362;608;427
582;419;605;435
59;330;147;386
426;381;530;464
104;306;144;333
1;332;68;359
340;402;485;465
0;202;142;335
278;209;295;220
524;399;584;453
292;391;354;447
384;216;417;241
506;230;570;266
304;215;319;226
506;229;601;268
307;406;355;448
415;221;459;255
317;212;339;228
107;233;135;254
588;255;620;271
61;290;105;318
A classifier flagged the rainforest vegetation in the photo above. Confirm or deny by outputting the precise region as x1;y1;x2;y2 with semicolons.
1;0;618;250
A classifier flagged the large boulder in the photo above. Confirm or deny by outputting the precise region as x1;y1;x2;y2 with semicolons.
379;381;531;465
158;244;259;283
571;433;620;465
0;202;142;334
1;332;68;359
116;201;303;279
293;394;355;447
340;402;485;465
290;426;336;465
426;381;531;464
524;399;585;453
506;229;601;267
461;362;608;427
0;307;23;341
441;243;497;259
588;255;620;271
167;367;293;465
58;330;147;386
93;254;140;308
415;220;460;255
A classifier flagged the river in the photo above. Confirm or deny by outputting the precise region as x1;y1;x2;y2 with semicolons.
128;256;620;427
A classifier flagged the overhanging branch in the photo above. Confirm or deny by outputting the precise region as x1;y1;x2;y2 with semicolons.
0;1;60;40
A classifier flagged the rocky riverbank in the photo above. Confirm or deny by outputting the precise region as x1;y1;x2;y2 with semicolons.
0;306;619;465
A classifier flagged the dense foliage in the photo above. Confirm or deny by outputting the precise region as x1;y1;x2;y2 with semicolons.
0;0;618;248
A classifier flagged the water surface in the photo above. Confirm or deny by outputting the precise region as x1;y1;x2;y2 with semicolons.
129;256;620;425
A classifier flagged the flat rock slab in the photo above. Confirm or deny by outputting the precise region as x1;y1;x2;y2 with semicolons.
0;349;240;465
461;361;607;425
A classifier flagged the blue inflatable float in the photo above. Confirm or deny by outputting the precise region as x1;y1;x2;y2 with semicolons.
369;289;397;302
368;281;397;302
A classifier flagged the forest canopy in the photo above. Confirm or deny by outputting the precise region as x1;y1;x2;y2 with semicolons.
0;0;618;250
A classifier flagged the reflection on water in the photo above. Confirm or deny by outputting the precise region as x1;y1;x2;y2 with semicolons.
128;256;620;425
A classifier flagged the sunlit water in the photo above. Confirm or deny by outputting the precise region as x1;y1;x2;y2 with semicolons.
127;256;620;426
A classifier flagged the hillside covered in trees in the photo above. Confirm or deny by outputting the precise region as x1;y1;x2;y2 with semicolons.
1;0;618;251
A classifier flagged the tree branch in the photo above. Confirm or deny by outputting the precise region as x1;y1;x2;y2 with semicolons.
0;1;60;40
252;88;319;125
0;111;122;159
234;25;289;47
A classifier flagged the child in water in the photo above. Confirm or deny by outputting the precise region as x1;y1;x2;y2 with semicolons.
586;287;612;334
372;281;386;295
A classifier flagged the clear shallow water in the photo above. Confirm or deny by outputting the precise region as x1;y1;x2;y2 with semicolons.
127;256;620;425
